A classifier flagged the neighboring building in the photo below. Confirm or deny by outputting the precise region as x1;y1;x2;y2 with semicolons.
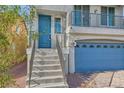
27;6;124;87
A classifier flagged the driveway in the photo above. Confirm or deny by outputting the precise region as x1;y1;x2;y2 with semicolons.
66;70;124;88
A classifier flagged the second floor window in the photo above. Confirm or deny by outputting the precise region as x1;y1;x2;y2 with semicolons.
73;5;90;26
101;6;115;26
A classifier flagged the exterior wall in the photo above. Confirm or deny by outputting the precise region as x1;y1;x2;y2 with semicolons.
32;5;124;73
36;5;73;12
34;5;124;49
67;6;124;73
36;5;123;15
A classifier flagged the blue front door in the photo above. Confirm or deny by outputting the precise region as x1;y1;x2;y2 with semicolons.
75;42;124;72
38;15;51;48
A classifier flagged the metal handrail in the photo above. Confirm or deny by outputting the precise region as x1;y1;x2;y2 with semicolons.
56;35;67;86
28;39;36;88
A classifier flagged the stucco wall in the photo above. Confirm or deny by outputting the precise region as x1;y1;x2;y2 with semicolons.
36;5;73;12
36;5;123;15
34;5;124;48
33;5;124;73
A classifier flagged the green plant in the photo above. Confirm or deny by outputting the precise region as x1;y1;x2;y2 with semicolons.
0;5;36;87
31;32;39;40
0;51;15;87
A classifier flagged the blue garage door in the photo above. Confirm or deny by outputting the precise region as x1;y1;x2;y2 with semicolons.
75;42;124;72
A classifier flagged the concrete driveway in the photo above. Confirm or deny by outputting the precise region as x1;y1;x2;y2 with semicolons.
66;70;124;88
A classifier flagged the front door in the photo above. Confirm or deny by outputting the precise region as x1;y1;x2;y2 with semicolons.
38;15;51;48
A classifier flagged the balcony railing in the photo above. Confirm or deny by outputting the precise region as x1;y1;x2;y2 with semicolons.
71;11;124;29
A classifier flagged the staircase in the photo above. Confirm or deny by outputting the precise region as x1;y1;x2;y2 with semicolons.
28;49;68;88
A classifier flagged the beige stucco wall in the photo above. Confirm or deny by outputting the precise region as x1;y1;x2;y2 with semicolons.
36;5;123;15
34;5;124;48
36;5;73;12
33;5;124;73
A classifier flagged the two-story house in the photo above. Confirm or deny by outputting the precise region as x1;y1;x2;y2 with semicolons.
27;5;124;88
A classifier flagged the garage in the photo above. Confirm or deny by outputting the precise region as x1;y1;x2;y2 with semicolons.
75;42;124;72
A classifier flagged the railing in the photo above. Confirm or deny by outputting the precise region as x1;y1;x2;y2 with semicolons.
56;35;67;86
28;33;36;88
71;11;124;29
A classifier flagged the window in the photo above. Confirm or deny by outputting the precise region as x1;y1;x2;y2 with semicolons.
117;45;121;48
101;7;107;25
82;5;90;26
82;44;87;48
55;18;61;33
96;45;101;48
103;45;108;48
101;6;115;26
74;5;81;11
74;5;81;26
76;45;79;47
89;45;94;48
110;45;114;48
73;5;89;26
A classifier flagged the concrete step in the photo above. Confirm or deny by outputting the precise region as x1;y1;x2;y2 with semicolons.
31;82;67;88
33;60;59;65
29;76;64;85
35;49;58;55
33;64;61;71
36;49;57;52
32;70;63;77
34;56;59;61
34;57;59;61
28;48;68;88
34;54;58;58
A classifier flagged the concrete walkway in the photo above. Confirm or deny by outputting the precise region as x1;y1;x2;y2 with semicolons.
66;70;124;88
110;71;124;88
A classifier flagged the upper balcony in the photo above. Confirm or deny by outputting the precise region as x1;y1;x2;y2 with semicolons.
70;11;124;29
